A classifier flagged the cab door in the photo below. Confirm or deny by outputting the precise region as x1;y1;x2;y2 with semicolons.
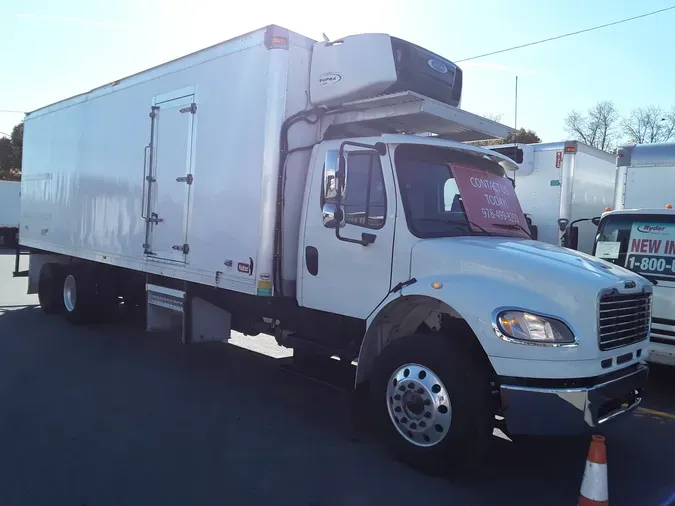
299;141;396;319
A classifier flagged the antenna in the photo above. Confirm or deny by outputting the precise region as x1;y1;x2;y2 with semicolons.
322;33;330;42
514;75;518;130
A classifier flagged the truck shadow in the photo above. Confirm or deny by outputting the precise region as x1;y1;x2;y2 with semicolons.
0;305;671;506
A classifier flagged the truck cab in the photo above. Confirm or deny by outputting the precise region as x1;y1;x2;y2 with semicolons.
594;208;675;366
291;91;651;458
592;142;675;366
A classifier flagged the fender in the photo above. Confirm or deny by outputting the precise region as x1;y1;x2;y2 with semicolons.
355;272;591;386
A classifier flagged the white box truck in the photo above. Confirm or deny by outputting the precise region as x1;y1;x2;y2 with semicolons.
15;25;650;473
0;180;20;248
593;142;675;367
489;141;616;254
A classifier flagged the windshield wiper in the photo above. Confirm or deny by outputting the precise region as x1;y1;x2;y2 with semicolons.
418;218;495;236
491;222;533;239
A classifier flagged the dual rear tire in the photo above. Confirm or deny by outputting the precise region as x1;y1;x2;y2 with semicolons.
38;263;118;324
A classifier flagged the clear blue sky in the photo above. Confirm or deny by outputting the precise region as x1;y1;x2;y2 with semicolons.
1;0;674;142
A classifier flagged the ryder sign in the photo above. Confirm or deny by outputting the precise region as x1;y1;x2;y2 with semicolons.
625;221;675;279
451;164;529;237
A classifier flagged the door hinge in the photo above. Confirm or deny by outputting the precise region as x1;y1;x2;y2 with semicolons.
176;174;194;184
147;213;163;224
180;103;197;114
172;244;190;255
149;105;159;119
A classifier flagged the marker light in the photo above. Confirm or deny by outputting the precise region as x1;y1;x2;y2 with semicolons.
667;204;673;209
431;282;443;289
604;207;612;212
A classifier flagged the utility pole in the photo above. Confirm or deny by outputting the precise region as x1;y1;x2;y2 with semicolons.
514;76;519;130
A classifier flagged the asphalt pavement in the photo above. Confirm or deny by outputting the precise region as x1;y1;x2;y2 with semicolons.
0;251;673;506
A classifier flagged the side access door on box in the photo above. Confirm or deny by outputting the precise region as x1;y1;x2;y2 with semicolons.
143;88;197;263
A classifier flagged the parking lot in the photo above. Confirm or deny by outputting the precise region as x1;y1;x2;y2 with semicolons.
0;251;673;506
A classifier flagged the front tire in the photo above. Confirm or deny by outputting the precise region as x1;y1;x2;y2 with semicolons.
370;333;494;476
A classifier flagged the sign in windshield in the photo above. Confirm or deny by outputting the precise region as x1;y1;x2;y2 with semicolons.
451;164;530;237
624;221;675;279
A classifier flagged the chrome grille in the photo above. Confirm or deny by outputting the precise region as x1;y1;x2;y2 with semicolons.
599;292;651;351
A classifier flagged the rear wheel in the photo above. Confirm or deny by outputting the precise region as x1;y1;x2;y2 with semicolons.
370;333;494;476
62;267;105;324
38;263;66;315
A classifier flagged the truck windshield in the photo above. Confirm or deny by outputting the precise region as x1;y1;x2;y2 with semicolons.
394;144;530;239
594;213;675;283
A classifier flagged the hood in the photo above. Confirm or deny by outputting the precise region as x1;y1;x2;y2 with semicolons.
410;236;649;296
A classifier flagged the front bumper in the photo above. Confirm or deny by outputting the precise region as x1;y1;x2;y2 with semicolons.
499;363;648;436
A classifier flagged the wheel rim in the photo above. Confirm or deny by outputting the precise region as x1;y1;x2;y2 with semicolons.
63;274;77;312
386;363;452;447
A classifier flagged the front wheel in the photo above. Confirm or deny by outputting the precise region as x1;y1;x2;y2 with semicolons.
370;334;494;475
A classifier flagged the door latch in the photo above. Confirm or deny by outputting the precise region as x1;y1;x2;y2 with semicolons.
172;244;190;254
179;103;197;114
147;213;163;224
176;174;194;184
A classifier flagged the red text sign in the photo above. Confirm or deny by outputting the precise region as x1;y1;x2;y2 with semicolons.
451;164;530;237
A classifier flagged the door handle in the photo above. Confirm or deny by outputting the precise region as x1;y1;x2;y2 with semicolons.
147;212;163;224
305;246;318;276
141;145;150;218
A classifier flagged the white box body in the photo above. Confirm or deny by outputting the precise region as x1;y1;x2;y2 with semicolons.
20;27;316;296
0;181;20;229
491;141;616;254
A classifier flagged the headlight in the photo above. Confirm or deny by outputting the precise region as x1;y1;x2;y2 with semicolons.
496;311;575;344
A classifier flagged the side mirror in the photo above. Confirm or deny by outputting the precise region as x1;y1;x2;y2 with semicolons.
529;224;538;241
561;225;580;250
322;202;345;229
569;226;579;250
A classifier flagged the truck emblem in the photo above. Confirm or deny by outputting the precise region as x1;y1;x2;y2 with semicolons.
318;72;342;86
427;58;448;74
637;225;665;233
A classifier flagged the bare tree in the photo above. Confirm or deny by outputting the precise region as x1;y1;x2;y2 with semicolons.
482;112;504;123
473;128;541;147
564;101;619;152
623;105;675;144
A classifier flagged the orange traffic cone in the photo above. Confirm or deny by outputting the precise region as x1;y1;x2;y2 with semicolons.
579;435;609;505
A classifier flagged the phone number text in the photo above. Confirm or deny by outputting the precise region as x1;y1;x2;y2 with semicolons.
481;208;519;223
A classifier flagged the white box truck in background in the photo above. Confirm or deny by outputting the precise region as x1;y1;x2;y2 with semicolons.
0;180;20;248
593;142;675;366
489;141;615;254
15;25;650;473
